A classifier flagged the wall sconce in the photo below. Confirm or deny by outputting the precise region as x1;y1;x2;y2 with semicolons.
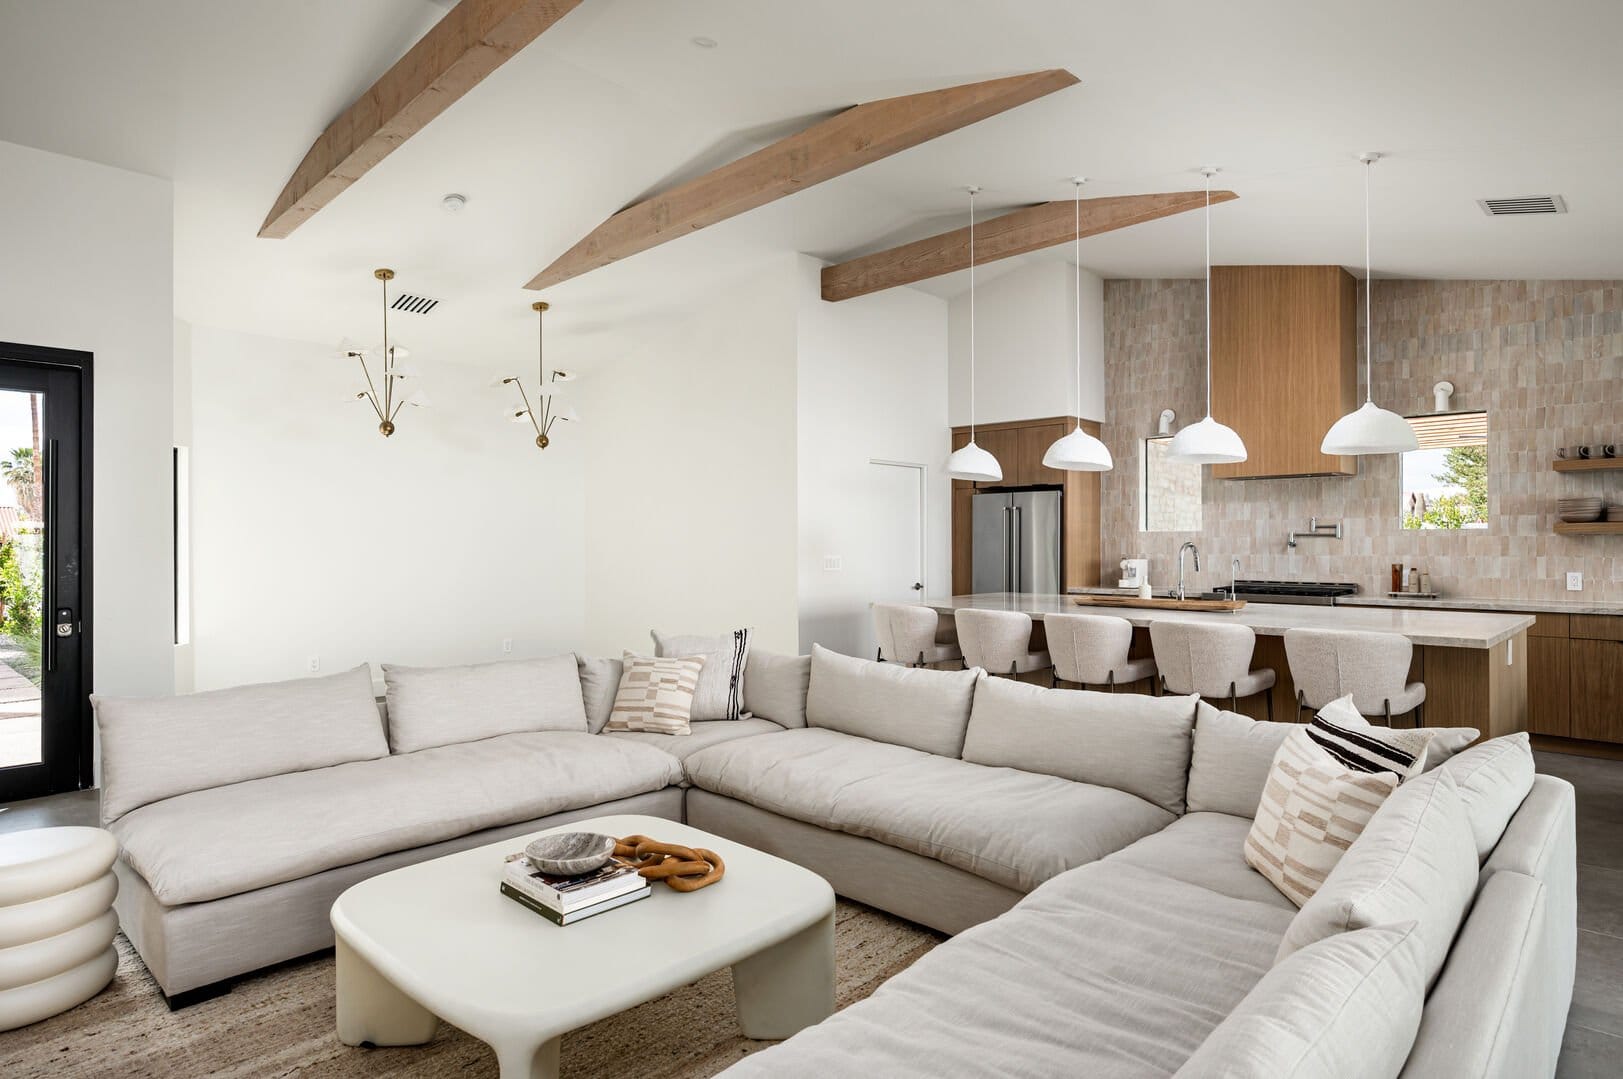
1158;409;1176;435
1433;381;1455;412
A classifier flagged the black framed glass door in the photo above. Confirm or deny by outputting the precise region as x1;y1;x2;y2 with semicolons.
0;344;91;802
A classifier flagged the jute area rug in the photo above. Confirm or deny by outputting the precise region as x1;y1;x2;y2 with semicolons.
1;900;942;1078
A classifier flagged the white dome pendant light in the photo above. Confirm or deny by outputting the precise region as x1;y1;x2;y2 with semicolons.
1043;177;1114;472
945;185;1004;482
1321;153;1418;455
1167;167;1248;465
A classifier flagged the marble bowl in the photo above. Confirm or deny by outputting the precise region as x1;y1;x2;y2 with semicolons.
524;832;617;876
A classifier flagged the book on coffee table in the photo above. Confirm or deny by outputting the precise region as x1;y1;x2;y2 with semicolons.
503;855;646;913
500;880;650;926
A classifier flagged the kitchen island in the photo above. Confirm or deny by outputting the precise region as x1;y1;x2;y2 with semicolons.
924;593;1532;737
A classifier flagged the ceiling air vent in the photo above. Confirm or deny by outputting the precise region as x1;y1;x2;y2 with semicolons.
1477;195;1567;216
390;293;441;315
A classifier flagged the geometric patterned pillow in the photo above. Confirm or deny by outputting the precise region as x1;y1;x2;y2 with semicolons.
606;653;706;736
1244;727;1400;907
1313;695;1437;777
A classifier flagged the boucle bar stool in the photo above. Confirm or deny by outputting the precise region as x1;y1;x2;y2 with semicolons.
955;608;1051;679
1284;628;1427;727
1149;620;1276;719
0;826;120;1031
1045;613;1157;692
872;604;964;669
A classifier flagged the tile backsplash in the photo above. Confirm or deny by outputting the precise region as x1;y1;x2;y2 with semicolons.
1100;278;1623;603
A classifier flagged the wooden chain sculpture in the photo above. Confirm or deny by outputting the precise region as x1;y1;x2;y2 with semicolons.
613;835;725;893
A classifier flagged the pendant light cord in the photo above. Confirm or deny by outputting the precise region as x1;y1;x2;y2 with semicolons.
1364;155;1374;404
968;186;977;441
1204;170;1213;418
1074;179;1083;426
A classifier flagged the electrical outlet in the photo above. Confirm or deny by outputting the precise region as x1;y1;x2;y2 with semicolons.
823;555;843;571
307;656;321;672
502;638;513;654
1566;571;1583;592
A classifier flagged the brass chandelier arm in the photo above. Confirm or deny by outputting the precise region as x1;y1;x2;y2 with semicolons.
509;379;545;441
354;352;386;423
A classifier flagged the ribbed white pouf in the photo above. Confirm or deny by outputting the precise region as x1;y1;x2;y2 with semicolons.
0;826;120;1031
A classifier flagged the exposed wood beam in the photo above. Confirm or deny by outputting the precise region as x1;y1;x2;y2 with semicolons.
820;189;1239;302
259;0;583;239
525;69;1079;290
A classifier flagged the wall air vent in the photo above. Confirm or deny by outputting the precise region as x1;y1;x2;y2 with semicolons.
390;293;441;315
1477;195;1567;216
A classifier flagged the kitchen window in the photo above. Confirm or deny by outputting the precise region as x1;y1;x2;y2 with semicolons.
1142;436;1203;532
1399;411;1489;530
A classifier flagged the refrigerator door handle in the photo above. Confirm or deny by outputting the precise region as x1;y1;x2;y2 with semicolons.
1012;506;1022;592
1003;505;1013;592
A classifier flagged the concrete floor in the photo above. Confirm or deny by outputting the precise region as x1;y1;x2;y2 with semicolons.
2;751;1619;1076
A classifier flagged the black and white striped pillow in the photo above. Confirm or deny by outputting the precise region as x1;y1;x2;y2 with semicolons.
1307;713;1418;778
651;627;753;721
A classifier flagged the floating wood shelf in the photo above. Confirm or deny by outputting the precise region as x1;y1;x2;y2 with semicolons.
1553;458;1623;472
1554;521;1623;535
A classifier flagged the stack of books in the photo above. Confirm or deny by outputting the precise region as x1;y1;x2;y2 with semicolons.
500;854;650;926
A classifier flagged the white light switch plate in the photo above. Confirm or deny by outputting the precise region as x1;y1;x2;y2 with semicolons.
1566;571;1583;592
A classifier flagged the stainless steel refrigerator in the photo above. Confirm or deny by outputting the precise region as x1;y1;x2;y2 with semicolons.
971;489;1062;593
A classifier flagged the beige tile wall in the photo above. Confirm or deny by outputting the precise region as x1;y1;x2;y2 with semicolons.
1100;278;1623;602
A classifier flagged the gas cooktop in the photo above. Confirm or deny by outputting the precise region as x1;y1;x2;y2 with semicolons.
1213;580;1361;605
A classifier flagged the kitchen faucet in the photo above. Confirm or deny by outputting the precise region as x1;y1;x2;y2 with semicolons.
1287;516;1343;549
1177;542;1200;601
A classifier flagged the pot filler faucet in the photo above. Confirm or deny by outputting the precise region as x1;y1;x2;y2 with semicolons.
1176;542;1200;601
1287;517;1344;549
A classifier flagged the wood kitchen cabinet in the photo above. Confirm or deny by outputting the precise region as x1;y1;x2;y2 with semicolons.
1209;266;1359;479
1526;634;1571;737
1569;615;1623;744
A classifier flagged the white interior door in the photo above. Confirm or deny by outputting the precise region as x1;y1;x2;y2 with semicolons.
858;461;925;658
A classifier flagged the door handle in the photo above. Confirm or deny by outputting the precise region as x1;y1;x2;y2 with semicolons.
911;582;923;591
1003;506;1013;592
1012;506;1022;592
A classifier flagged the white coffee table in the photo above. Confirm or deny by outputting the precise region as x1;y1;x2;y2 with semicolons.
330;814;835;1079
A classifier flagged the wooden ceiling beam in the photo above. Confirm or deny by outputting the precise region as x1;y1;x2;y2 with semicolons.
259;0;583;239
820;189;1239;301
525;69;1079;290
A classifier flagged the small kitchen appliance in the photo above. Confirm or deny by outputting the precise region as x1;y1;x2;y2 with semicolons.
1118;558;1149;590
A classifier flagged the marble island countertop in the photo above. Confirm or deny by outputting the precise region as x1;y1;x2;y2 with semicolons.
1070;586;1623;619
925;593;1534;649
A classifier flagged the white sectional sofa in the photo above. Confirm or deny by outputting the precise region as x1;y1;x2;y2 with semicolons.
92;642;1573;1078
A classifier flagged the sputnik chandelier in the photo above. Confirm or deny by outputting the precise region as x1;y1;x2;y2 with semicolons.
501;300;577;449
340;268;426;437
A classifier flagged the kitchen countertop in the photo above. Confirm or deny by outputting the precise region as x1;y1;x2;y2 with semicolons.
1340;595;1623;617
926;593;1534;649
1072;586;1623;618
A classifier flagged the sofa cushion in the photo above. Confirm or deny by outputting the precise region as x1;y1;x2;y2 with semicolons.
805;644;977;758
576;654;623;734
1185;702;1295;817
1175;922;1425;1078
684;727;1173;892
741;650;811;728
961;677;1197;814
1278;767;1477;991
1245;727;1400;907
608;653;705;734
722;860;1293;1079
381;654;587;753
112;732;683;906
652;627;752;721
92;665;387;824
1440;732;1536;862
1108;812;1296;912
603;717;784;765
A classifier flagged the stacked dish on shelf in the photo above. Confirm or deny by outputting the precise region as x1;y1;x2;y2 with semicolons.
1557;496;1604;523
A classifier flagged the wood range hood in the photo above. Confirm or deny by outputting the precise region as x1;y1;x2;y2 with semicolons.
1208;265;1360;480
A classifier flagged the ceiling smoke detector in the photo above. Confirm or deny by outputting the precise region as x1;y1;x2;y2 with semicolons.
1477;195;1567;216
690;35;718;48
441;193;468;213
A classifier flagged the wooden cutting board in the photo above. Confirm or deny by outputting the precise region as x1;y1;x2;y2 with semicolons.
1071;594;1246;613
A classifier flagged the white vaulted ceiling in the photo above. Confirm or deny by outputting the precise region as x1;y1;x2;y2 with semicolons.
2;0;1622;369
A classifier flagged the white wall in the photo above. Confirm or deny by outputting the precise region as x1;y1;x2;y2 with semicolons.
948;258;1104;427
182;323;585;690
795;256;951;657
579;259;800;657
0;139;175;698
